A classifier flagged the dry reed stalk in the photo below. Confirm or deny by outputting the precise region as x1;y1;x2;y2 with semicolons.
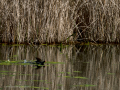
0;0;74;44
72;0;120;43
0;0;120;44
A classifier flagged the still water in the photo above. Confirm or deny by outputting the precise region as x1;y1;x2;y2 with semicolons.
0;44;120;90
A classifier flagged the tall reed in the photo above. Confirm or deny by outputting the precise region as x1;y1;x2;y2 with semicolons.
75;0;120;43
0;0;120;43
0;0;74;44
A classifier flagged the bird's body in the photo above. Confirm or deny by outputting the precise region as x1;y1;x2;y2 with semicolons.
24;57;45;69
35;57;45;65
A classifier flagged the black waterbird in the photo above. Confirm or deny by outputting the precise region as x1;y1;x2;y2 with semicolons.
24;57;46;69
35;57;46;65
35;57;46;69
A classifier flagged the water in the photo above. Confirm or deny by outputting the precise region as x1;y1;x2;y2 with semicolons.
0;44;120;90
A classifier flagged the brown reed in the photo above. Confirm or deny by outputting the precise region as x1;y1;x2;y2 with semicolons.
0;0;120;44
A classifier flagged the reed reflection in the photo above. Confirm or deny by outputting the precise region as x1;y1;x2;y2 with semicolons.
0;45;120;90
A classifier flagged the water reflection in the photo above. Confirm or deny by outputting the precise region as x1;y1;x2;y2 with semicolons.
0;44;120;90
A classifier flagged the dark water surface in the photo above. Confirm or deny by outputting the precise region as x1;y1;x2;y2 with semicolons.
0;44;120;90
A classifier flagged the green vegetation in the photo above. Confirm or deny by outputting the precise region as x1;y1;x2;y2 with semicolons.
107;73;115;75
6;86;49;89
63;76;72;78
73;84;96;87
73;71;82;73
74;76;88;79
46;62;64;64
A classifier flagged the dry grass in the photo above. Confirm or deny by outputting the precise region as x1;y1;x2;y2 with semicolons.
75;0;120;43
0;0;120;44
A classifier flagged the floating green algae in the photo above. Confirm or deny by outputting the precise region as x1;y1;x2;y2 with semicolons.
63;76;72;78
73;84;96;87
107;73;115;75
46;62;64;64
73;71;82;73
74;76;88;79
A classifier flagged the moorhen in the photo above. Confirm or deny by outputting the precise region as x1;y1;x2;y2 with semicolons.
35;57;46;65
35;57;46;69
23;57;45;69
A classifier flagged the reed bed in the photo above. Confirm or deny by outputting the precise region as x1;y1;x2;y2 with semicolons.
0;0;120;44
